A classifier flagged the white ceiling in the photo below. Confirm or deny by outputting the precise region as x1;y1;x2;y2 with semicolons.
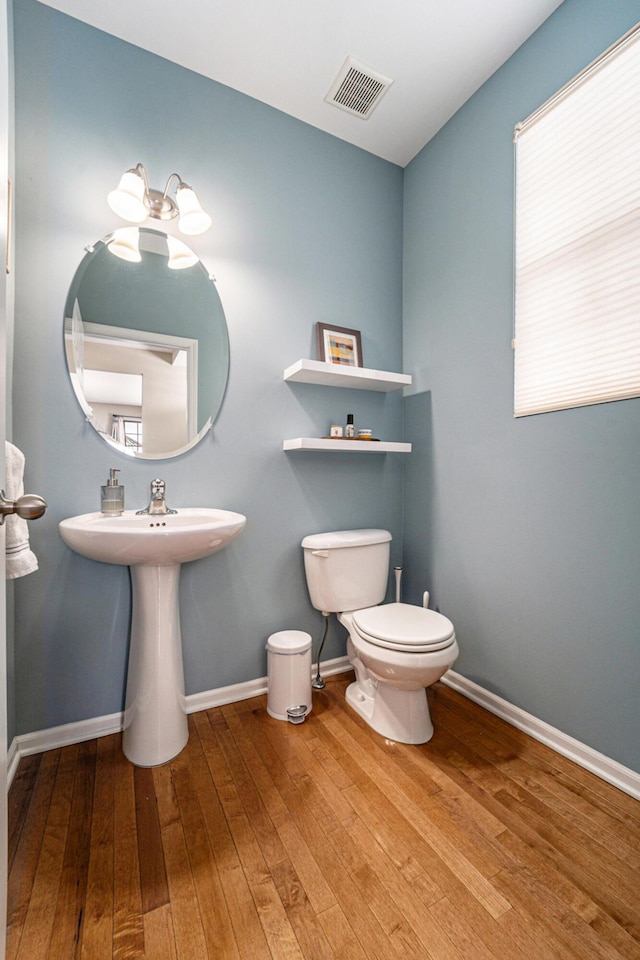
37;0;563;167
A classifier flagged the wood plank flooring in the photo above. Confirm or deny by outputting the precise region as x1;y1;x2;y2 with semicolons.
6;674;640;959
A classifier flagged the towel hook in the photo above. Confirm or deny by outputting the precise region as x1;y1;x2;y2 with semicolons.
0;490;47;525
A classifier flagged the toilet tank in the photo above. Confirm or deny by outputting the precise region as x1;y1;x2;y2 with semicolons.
301;529;392;613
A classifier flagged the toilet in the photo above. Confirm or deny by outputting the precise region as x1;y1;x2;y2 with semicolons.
301;529;458;744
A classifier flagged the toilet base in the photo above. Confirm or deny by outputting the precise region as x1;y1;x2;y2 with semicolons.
345;679;434;744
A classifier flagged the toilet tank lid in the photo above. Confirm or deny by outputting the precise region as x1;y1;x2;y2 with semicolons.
301;529;392;550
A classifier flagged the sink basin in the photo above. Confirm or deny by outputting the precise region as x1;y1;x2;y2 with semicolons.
59;508;246;566
59;506;246;768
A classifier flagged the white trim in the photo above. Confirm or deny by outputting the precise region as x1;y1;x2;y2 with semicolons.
80;321;199;441
441;671;640;801
65;318;199;443
10;710;124;770
8;661;638;803
186;676;268;714
6;739;19;788
6;656;351;787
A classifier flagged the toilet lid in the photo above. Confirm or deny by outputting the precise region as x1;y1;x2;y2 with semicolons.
351;602;455;649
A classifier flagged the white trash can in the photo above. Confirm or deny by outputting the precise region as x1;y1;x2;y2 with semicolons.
266;630;312;723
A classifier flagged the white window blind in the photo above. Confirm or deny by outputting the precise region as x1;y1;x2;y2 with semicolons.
513;22;640;417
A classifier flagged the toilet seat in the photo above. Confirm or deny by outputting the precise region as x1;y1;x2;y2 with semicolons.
350;602;455;653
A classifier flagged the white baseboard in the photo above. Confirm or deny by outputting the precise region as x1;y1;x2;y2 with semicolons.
442;670;640;802
185;655;351;714
7;709;124;786
8;661;639;802
6;656;351;787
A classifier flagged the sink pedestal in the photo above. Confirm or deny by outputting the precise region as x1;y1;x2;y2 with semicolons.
123;564;188;767
58;508;246;768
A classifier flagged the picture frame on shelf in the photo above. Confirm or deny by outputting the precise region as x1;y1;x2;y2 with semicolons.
316;322;363;367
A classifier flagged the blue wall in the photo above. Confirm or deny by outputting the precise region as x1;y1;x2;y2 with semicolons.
11;0;405;739
10;0;640;775
403;0;640;771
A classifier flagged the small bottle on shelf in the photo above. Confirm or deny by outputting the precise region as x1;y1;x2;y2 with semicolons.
345;414;355;438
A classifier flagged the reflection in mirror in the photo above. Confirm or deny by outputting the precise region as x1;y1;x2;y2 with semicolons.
64;228;229;459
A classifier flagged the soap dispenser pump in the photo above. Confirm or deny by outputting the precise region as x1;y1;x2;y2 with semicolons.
101;468;125;516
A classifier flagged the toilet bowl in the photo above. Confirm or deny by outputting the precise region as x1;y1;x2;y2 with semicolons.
301;529;459;744
340;603;458;743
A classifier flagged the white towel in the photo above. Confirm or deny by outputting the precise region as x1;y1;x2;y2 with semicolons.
5;441;39;580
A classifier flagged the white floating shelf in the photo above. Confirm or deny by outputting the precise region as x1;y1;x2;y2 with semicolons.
283;359;411;392
283;438;412;453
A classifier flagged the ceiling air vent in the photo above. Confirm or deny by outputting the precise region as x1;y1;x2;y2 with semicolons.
325;56;393;119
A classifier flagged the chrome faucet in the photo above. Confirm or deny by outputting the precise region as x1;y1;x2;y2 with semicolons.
136;478;177;516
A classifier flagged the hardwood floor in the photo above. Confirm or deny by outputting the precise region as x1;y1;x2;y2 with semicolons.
6;674;640;959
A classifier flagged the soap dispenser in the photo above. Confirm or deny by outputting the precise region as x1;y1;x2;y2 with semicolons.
101;468;125;516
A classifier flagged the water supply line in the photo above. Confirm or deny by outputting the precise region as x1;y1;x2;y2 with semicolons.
312;612;330;689
395;564;431;608
394;566;402;603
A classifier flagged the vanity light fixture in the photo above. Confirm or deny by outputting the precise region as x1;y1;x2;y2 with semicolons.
107;163;212;236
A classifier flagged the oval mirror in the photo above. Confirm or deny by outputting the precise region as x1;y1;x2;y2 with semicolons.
64;228;229;459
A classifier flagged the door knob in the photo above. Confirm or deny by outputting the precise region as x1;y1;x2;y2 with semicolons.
0;490;47;525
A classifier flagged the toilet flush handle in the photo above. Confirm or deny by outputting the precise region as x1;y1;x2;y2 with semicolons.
311;549;330;558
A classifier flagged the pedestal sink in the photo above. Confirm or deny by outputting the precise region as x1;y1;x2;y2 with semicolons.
59;508;246;766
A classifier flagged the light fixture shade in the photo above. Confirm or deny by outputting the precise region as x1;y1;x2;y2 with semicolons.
107;227;141;262
176;184;212;235
107;169;148;223
166;235;198;270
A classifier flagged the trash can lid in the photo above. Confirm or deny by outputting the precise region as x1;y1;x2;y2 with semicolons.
267;630;312;653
